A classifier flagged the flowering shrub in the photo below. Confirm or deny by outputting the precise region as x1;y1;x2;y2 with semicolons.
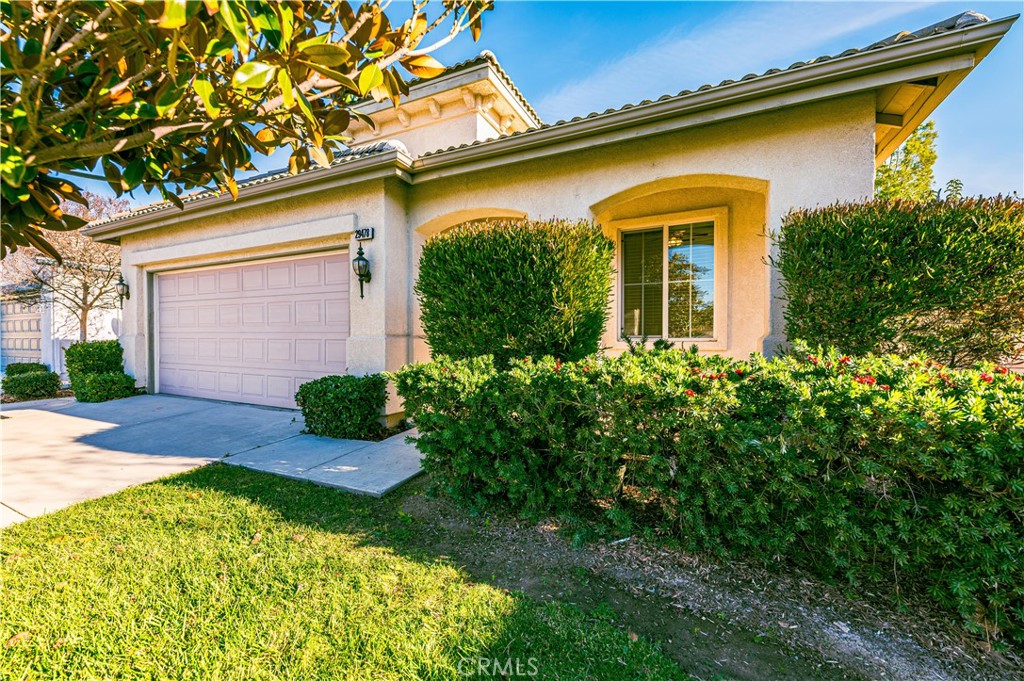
394;345;1024;642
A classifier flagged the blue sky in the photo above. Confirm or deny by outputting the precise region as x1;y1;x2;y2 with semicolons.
96;1;1023;205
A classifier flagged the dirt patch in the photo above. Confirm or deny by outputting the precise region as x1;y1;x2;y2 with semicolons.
397;487;1022;681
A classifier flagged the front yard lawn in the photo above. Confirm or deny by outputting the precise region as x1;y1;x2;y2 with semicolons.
0;464;687;681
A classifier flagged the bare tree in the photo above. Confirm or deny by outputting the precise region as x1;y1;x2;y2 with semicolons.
1;192;127;341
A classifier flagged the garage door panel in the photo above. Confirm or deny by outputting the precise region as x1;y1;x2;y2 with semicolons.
158;253;348;409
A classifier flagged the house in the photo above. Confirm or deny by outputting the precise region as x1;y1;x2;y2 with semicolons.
0;281;119;376
83;11;1017;414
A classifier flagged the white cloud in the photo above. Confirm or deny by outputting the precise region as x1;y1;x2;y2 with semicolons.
534;1;932;122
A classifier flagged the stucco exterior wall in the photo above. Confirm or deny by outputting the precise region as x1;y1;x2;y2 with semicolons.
110;92;875;416
405;93;877;360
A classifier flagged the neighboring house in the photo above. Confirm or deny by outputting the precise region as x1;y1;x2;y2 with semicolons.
0;284;43;371
0;282;118;376
82;11;1017;414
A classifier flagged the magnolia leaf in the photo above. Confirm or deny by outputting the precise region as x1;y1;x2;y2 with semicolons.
309;146;330;169
276;3;293;46
400;54;446;79
223;176;238;200
300;43;351;67
300;60;358;93
232;61;276;90
277;69;295;109
296;34;330;51
295;90;318;133
358;64;384;95
157;0;188;29
193;75;220;118
154;79;185;116
123;158;146;188
218;0;250;53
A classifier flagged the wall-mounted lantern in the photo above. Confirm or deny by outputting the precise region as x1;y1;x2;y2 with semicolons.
115;273;130;308
352;245;371;299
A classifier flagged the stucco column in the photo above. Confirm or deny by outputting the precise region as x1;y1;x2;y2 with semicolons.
344;179;412;415
115;264;147;386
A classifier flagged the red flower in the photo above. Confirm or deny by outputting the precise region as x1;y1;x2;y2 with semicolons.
980;373;993;383
854;375;877;385
685;389;695;397
825;361;833;369
734;368;744;376
582;365;590;373
553;360;563;372
807;355;819;365
995;366;1009;375
880;384;891;391
839;356;852;365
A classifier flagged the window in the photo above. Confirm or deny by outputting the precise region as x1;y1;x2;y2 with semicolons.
621;219;717;339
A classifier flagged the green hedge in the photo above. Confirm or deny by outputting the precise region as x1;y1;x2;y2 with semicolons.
2;371;61;399
71;372;137;403
775;198;1024;367
65;340;124;378
394;347;1024;642
4;362;49;376
295;374;388;440
415;219;614;367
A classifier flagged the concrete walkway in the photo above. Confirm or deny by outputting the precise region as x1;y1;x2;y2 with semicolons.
1;394;422;528
223;427;422;496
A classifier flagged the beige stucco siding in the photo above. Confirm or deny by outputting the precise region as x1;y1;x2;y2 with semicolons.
405;93;877;360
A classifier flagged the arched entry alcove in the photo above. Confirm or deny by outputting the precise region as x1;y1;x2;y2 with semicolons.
590;174;771;357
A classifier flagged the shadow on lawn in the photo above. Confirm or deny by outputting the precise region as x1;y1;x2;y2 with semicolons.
165;463;855;681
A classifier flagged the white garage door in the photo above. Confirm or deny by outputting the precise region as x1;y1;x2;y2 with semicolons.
157;252;349;408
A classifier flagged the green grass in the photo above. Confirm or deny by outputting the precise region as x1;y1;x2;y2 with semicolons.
1;464;689;680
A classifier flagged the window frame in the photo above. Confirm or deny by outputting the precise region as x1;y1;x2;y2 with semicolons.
609;207;729;350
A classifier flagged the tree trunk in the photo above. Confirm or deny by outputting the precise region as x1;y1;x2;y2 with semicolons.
79;306;89;341
79;280;90;341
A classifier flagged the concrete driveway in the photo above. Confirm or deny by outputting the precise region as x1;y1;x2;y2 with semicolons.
1;395;302;527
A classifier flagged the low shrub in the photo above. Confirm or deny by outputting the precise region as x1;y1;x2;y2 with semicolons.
71;372;137;403
415;219;614;367
2;371;61;399
65;340;124;378
775;197;1024;367
395;346;1024;642
4;362;49;376
295;374;388;440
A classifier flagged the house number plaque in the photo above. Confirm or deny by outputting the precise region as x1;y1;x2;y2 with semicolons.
354;227;375;241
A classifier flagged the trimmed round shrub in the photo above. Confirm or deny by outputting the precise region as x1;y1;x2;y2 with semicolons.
71;372;137;403
775;197;1024;367
2;371;61;399
4;362;49;376
415;219;614;367
65;340;124;378
295;374;388;440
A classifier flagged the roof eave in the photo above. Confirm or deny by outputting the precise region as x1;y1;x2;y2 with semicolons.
83;150;413;243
